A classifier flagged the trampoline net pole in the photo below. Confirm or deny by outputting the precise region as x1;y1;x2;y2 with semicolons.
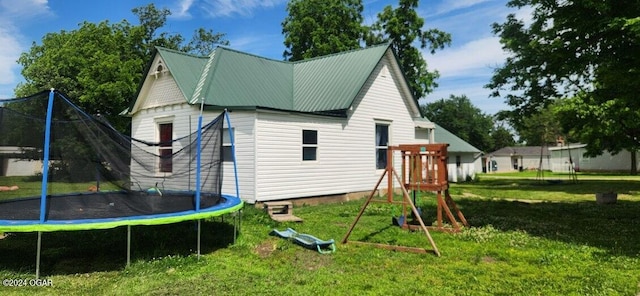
39;89;55;223
224;110;240;199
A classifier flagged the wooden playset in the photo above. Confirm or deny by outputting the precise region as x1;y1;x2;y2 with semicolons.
341;143;468;256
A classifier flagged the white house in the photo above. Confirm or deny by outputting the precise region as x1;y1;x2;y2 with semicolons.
124;44;453;203
0;147;42;177
485;146;551;172
433;123;482;182
549;144;638;173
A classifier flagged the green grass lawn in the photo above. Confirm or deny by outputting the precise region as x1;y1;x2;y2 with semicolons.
1;173;640;295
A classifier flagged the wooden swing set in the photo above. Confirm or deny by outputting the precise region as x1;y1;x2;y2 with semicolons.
341;143;468;256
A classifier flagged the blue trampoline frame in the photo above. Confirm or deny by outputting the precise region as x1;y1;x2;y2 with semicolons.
0;89;244;277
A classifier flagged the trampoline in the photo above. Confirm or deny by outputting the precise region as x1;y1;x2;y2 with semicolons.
0;191;242;232
0;89;243;277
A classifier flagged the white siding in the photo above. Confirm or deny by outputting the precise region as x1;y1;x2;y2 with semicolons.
220;111;256;203
254;58;418;201
1;158;42;176
551;147;638;172
130;73;256;202
447;153;479;182
414;128;430;143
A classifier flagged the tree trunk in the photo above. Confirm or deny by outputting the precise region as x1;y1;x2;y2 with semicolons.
631;150;637;175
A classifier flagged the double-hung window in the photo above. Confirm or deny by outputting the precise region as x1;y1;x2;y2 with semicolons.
375;123;389;169
302;129;318;161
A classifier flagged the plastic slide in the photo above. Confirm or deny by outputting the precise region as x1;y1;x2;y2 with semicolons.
270;228;336;254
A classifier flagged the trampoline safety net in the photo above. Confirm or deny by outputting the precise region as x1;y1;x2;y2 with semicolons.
0;90;225;221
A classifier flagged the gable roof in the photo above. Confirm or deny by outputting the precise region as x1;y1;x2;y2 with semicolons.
155;49;209;104
128;44;418;117
433;123;481;154
488;146;550;157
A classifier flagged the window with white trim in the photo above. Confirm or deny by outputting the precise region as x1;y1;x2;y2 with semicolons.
302;129;318;161
375;123;389;169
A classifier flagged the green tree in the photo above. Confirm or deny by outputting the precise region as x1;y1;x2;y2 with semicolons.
367;0;451;100
15;3;228;132
489;125;516;152
421;95;493;152
487;0;640;173
517;107;563;146
555;93;640;174
282;0;366;61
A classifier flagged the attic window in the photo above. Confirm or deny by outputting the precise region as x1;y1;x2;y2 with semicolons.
152;62;166;78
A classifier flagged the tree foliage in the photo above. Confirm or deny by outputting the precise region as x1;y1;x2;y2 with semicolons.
366;0;451;100
517;105;563;146
421;95;494;152
282;0;366;61
15;3;228;132
487;0;640;173
490;125;516;152
282;0;450;100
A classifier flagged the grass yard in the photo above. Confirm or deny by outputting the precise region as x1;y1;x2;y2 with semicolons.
1;173;640;295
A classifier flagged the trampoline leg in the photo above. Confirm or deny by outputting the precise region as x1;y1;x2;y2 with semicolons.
233;211;240;244
127;225;131;267
197;220;202;259
36;231;42;279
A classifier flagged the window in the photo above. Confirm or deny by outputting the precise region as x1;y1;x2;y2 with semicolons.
375;123;389;169
302;130;317;161
222;128;234;162
158;123;173;173
456;155;461;168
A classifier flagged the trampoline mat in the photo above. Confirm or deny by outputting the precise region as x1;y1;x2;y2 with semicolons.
0;191;221;220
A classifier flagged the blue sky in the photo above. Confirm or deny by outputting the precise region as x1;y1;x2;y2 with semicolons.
0;0;532;115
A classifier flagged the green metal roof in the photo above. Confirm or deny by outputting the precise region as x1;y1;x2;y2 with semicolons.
292;45;388;112
150;44;392;115
155;48;208;104
433;123;481;153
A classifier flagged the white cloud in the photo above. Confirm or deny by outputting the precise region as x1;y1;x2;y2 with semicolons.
0;28;21;84
200;0;286;17
433;0;495;16
0;0;52;20
427;36;507;78
0;0;53;93
170;0;195;19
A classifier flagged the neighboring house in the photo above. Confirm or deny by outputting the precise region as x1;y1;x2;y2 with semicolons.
485;146;550;172
125;44;444;203
0;147;42;177
433;123;482;182
549;144;639;172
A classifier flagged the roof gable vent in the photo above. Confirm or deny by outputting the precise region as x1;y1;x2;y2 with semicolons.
150;60;168;79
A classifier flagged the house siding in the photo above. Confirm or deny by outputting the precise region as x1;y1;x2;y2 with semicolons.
447;153;480;182
550;146;638;172
220;111;256;203
253;59;416;201
131;73;256;202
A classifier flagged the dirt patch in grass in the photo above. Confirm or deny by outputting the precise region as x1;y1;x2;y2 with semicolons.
255;240;277;258
481;256;497;263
